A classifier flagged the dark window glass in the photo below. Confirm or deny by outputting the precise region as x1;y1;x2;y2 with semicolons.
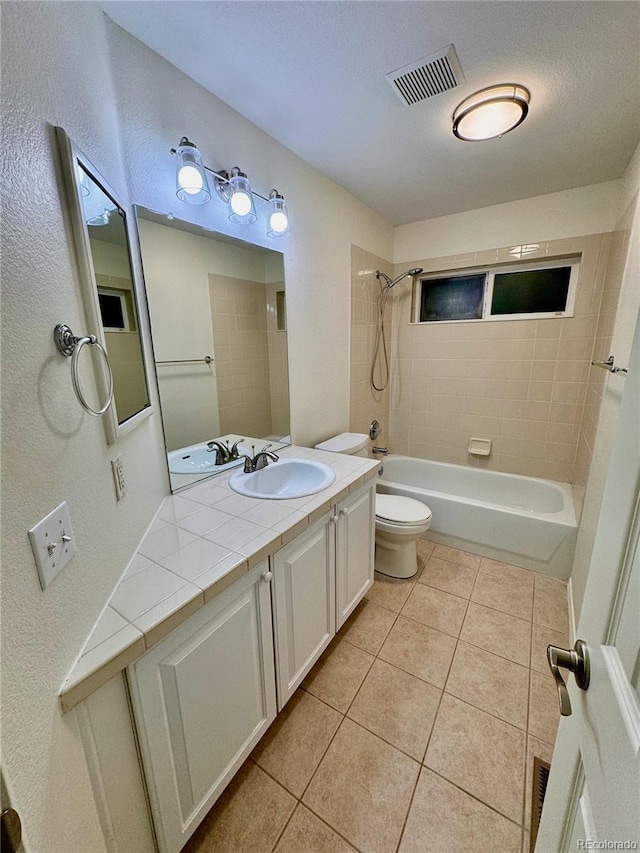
491;267;571;316
419;275;485;322
99;292;125;329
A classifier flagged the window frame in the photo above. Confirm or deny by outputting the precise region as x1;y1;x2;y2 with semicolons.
412;256;580;325
97;286;131;332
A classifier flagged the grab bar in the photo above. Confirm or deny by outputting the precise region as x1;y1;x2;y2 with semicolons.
591;355;627;374
155;356;213;365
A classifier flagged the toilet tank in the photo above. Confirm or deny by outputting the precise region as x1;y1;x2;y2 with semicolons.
315;432;369;457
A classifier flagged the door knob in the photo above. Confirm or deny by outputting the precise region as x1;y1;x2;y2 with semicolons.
547;639;590;717
1;808;22;853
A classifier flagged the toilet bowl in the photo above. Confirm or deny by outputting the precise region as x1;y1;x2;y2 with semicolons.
374;494;432;578
313;433;432;580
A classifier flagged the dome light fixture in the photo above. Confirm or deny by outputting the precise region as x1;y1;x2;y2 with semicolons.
452;84;530;142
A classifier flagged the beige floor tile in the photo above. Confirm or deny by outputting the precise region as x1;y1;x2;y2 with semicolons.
338;599;397;654
416;538;436;567
302;638;374;713
431;543;482;569
252;690;342;797
446;642;530;729
524;736;554;831
481;557;534;584
348;659;441;761
528;670;561;744
530;623;569;674
425;694;526;823
534;574;568;595
461;602;532;667
401;584;468;637
471;564;534;621
274;805;356;853
364;571;416;613
399;768;521;853
183;761;295;853
417;555;478;598
303;718;420;853
533;586;569;633
379;616;457;689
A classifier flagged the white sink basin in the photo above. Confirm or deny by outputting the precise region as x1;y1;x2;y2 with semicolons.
168;445;248;475
229;458;336;500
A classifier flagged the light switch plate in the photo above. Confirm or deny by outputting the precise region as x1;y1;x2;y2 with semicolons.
111;454;127;500
28;501;77;590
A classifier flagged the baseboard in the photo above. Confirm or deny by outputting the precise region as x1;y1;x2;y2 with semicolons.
566;577;577;644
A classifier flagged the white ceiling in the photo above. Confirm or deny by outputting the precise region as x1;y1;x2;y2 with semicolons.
101;1;640;226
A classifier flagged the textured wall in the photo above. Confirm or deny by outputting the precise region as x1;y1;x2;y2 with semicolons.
106;22;394;450
0;6;393;851
0;4;168;850
570;145;640;621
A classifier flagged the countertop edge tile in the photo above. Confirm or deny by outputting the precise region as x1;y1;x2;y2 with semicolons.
60;446;379;711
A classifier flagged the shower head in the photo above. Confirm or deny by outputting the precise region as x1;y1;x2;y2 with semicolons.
376;267;424;288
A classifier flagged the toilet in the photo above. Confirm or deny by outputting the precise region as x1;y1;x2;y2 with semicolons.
314;433;432;579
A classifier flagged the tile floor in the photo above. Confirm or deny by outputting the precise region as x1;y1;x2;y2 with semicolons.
183;539;569;853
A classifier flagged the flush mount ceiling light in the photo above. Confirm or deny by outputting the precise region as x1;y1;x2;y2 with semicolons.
452;84;530;141
171;137;290;238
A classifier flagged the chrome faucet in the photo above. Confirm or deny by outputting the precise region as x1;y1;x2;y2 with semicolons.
206;438;245;466
243;444;279;473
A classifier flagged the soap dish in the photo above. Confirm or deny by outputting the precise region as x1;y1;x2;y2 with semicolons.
468;437;492;456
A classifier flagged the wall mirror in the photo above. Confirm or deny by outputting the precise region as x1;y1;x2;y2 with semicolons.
135;208;290;492
56;128;153;442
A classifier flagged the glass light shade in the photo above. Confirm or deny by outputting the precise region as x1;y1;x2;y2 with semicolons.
228;171;257;224
175;140;211;204
453;84;530;141
267;191;290;237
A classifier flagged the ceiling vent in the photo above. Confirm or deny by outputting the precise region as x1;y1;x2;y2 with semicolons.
386;45;464;106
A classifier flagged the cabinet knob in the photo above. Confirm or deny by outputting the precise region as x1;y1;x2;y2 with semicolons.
261;570;273;583
340;507;349;516
330;515;339;524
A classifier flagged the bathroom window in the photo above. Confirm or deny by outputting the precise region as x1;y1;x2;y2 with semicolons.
415;257;579;323
98;287;133;331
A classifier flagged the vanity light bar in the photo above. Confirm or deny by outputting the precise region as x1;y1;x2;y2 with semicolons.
171;138;290;237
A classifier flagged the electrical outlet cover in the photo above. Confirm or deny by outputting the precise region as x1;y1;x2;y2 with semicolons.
28;501;76;590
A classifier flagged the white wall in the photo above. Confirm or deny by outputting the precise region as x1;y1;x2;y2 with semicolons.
570;143;640;621
106;21;394;448
0;5;393;852
0;4;168;851
394;181;622;262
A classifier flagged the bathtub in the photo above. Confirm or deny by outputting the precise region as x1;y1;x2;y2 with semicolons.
377;456;577;578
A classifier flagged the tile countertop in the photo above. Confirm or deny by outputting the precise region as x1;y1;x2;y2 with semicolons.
60;446;379;712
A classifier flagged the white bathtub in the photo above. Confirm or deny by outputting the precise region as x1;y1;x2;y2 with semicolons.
377;456;577;578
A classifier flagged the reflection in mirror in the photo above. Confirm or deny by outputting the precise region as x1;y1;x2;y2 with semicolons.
56;128;152;442
136;209;290;492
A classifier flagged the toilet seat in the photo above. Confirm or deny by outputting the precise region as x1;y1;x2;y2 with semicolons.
375;494;432;526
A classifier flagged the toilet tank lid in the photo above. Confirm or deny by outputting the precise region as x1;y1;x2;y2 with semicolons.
315;433;369;454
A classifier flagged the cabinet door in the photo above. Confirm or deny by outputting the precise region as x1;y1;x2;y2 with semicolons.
127;562;276;853
272;513;335;709
336;482;375;629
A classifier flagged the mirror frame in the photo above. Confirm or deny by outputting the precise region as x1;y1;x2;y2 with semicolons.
56;127;154;444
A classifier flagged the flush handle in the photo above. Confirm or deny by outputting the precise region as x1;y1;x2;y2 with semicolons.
547;639;590;717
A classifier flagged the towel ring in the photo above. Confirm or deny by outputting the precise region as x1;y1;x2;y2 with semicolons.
54;324;114;416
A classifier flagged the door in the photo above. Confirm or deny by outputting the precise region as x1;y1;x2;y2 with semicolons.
335;482;375;629
128;561;276;853
272;513;335;709
536;309;640;849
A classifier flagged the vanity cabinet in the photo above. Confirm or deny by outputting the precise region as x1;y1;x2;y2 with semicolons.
335;482;376;629
271;513;336;709
271;481;376;708
127;561;276;853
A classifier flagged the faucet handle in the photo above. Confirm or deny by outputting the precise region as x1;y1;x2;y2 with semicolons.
230;438;245;459
260;443;273;453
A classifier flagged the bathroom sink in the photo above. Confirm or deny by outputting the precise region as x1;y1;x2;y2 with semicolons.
168;444;248;475
229;458;336;500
